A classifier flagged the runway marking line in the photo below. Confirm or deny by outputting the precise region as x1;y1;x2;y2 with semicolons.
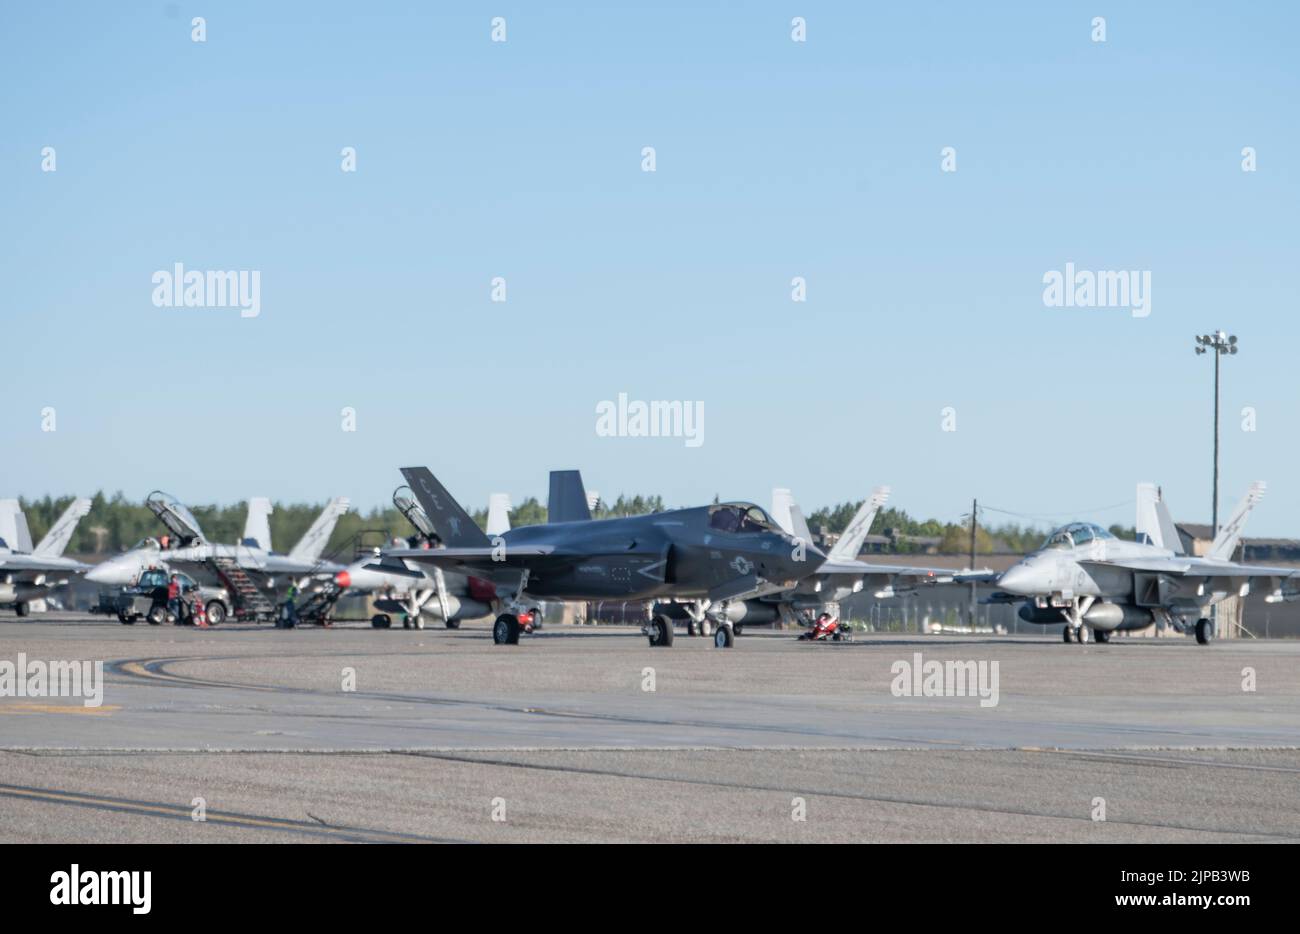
0;781;463;843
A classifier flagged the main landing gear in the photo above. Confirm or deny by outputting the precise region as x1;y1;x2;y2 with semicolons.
492;610;538;645
1195;617;1215;645
647;614;674;647
644;602;736;648
493;614;521;645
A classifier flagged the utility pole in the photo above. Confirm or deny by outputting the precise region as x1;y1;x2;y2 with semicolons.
968;498;977;631
1195;331;1238;533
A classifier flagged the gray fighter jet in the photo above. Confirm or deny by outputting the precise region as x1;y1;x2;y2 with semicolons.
983;482;1298;644
373;466;825;647
341;488;519;630
86;491;350;587
0;497;92;615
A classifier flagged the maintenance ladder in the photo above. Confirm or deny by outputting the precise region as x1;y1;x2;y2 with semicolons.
209;557;276;621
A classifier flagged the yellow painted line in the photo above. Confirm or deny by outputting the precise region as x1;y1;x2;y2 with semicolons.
119;658;272;692
0;704;118;715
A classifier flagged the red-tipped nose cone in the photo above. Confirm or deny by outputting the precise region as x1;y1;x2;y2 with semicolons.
335;570;352;589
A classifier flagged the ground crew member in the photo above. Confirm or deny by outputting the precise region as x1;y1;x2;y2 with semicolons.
167;573;183;624
283;583;299;628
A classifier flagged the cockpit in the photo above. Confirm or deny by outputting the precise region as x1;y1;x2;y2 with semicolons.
1041;522;1115;550
708;503;779;534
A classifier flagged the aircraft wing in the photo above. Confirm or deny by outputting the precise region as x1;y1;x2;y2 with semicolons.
0;553;90;574
814;559;954;594
1080;557;1300;579
372;544;556;574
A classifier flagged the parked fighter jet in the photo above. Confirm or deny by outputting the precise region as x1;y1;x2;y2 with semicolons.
0;497;92;615
338;488;516;630
86;491;351;587
982;482;1298;644
657;486;953;636
372;467;825;647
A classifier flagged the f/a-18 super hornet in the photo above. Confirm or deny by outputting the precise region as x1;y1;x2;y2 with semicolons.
86;493;351;619
653;486;952;638
0;497;92;615
981;482;1298;645
371;466;825;647
340;488;521;630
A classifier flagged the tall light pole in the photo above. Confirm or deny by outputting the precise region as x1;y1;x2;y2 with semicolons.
1194;331;1238;533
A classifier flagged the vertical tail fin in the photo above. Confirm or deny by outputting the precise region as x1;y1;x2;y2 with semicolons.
548;470;592;523
288;496;351;561
1135;482;1183;554
769;489;815;546
770;489;797;536
486;494;513;536
242;497;274;550
1206;481;1265;561
0;499;35;553
788;504;814;546
829;486;890;561
33;497;92;557
399;468;491;547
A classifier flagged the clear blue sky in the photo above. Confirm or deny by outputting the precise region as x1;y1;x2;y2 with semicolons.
2;2;1297;533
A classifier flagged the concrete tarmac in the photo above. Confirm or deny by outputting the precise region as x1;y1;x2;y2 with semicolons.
2;615;1298;842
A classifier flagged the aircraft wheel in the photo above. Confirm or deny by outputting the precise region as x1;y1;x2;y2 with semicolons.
1076;626;1089;643
205;601;226;626
733;624;744;637
413;615;425;630
1196;617;1214;645
699;620;712;637
1094;629;1110;643
15;602;30;618
402;616;412;629
686;619;697;637
444;619;460;630
371;614;392;629
713;624;734;649
1062;625;1072;643
493;614;521;645
647;615;674;647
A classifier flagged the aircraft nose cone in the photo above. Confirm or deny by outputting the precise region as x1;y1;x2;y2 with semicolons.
997;563;1038;595
84;564;112;584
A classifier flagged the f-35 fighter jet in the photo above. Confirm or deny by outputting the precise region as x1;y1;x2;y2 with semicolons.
374;466;825;647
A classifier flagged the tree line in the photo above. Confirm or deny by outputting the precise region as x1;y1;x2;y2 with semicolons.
16;491;1130;558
